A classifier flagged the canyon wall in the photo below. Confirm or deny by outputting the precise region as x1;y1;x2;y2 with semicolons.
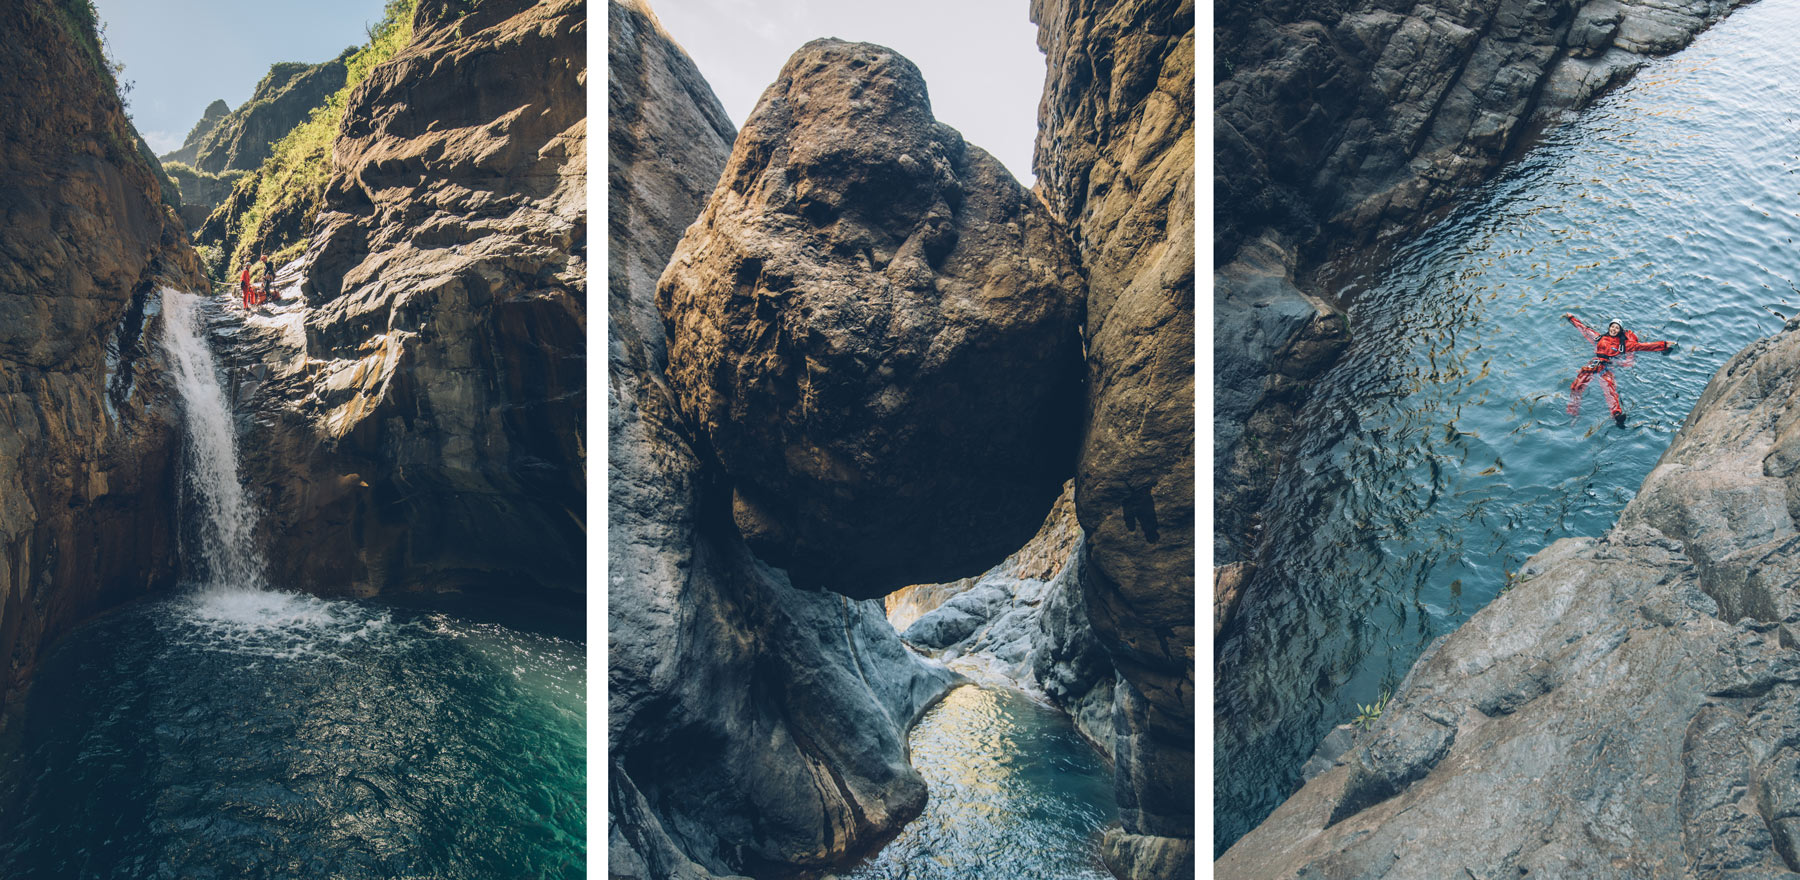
226;0;585;598
0;0;205;736
1033;1;1197;876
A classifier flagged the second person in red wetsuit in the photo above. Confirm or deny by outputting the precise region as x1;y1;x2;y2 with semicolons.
1563;313;1676;427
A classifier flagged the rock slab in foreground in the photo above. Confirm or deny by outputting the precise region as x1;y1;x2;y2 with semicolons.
658;38;1086;598
1221;321;1800;877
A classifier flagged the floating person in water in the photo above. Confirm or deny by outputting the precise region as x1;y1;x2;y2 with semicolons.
1562;313;1677;427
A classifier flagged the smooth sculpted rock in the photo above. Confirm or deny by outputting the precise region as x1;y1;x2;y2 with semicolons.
658;39;1085;598
1220;319;1800;877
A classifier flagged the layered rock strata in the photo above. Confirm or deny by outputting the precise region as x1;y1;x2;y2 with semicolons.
1033;1;1196;876
0;0;204;735
608;3;957;876
1214;0;1751;598
657;38;1086;598
226;0;585;597
1221;317;1800;878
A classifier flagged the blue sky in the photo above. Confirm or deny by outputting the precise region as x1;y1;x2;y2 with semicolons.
650;0;1048;185
92;0;392;155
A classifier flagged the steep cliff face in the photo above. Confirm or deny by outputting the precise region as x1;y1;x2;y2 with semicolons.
658;38;1086;598
165;56;350;174
162;98;230;166
1213;0;1749;602
226;0;584;597
607;3;957;877
1221;319;1800;878
1032;1;1196;876
0;0;204;734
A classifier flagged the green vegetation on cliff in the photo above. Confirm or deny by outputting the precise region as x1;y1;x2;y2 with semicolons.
200;0;416;280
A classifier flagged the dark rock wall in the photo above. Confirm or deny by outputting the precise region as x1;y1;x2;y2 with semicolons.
658;38;1086;598
608;2;957;876
1033;1;1196;876
232;0;585;597
1221;317;1800;878
0;0;204;736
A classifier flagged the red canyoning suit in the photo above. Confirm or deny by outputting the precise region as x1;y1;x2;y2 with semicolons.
1566;315;1669;418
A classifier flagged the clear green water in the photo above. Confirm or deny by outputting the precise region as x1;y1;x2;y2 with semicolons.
842;684;1116;880
0;587;585;879
1216;0;1800;852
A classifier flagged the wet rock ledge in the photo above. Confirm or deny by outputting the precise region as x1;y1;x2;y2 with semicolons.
1221;318;1800;877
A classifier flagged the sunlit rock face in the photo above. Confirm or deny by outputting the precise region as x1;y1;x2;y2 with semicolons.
1032;0;1196;877
0;0;204;732
230;0;586;597
658;38;1086;599
607;3;957;876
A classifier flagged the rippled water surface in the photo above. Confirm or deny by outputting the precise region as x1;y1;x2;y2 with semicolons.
1217;0;1800;851
0;588;585;879
843;684;1115;880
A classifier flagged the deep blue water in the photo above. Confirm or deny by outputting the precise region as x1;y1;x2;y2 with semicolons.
0;588;585;879
1217;0;1800;852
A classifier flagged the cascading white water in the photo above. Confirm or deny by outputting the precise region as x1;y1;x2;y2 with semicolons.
160;288;268;592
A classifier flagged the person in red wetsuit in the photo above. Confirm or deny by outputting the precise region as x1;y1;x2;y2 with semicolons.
1563;313;1676;427
239;264;254;310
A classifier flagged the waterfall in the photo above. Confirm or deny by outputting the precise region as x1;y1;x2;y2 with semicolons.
160;289;268;592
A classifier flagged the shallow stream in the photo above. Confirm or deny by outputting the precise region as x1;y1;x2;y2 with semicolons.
843;683;1116;880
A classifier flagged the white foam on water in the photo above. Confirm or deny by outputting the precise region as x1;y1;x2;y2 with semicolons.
169;586;396;660
159;289;268;592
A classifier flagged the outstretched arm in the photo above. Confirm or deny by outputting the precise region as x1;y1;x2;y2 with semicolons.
1624;334;1669;352
1564;313;1599;341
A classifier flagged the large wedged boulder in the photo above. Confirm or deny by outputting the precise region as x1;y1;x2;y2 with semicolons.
229;0;586;598
1220;320;1800;878
1032;1;1196;876
0;0;204;738
658;38;1086;598
607;3;957;875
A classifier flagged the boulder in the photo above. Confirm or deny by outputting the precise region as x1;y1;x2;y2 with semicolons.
658;38;1086;598
607;3;957;874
